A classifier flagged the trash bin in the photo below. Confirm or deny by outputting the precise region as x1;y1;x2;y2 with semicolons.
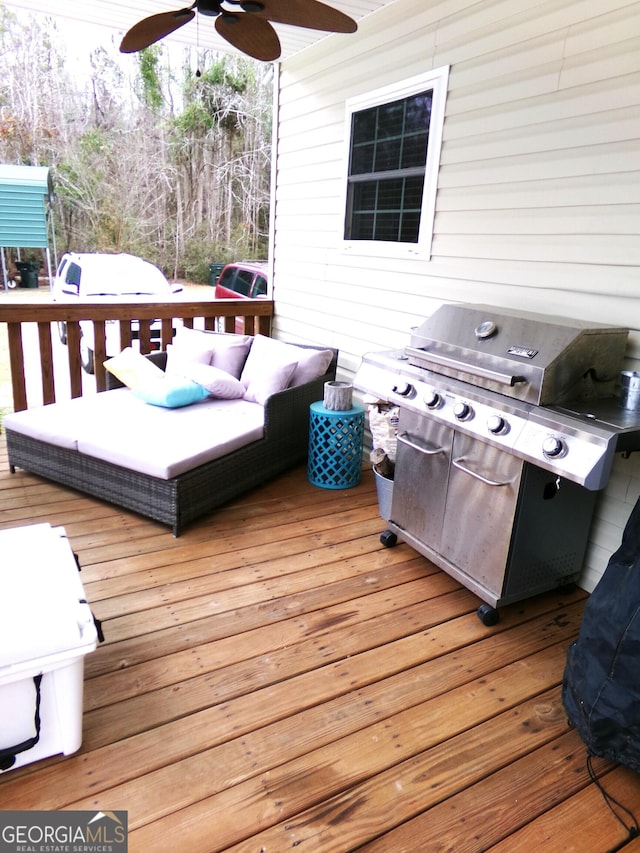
16;261;39;288
209;263;225;286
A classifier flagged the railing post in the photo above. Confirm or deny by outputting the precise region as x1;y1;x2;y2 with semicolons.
93;320;108;392
7;323;27;413
0;298;275;411
65;322;84;399
37;322;55;405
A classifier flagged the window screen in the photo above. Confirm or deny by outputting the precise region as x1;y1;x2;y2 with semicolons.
342;67;449;257
345;91;432;243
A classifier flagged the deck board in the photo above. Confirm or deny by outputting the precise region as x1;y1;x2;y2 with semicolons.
1;433;639;851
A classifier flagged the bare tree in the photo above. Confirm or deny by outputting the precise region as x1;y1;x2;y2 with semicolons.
0;8;272;280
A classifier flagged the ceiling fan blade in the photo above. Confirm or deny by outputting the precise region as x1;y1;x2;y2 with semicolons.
215;14;281;61
120;9;196;53
252;0;357;33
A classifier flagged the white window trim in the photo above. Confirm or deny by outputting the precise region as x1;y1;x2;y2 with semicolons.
340;66;449;260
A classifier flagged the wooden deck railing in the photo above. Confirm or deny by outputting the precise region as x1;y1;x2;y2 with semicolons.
0;298;274;411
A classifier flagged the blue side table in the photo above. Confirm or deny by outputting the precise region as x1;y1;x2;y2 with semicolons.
308;401;365;489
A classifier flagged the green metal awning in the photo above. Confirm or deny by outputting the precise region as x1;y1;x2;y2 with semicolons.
0;164;56;289
0;164;54;248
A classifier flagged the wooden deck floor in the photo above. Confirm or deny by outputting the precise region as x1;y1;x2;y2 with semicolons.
1;432;639;852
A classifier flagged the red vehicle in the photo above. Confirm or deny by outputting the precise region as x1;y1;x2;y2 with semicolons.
214;261;269;300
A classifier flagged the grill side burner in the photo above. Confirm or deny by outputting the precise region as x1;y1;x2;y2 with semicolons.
354;303;633;625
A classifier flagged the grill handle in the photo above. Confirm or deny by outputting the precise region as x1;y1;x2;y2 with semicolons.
452;456;518;487
406;348;527;387
397;432;446;456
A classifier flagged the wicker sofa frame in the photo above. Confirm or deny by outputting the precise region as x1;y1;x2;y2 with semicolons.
6;345;338;536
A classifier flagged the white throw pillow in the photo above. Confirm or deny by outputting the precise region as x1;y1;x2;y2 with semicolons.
169;327;252;378
209;334;253;378
240;335;298;405
175;363;245;399
240;335;333;388
170;326;218;364
290;347;334;387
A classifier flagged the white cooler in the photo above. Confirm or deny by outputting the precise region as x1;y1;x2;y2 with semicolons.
0;523;98;772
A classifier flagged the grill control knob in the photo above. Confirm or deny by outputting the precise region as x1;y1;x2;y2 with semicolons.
542;435;566;458
424;389;443;409
392;381;414;397
453;401;473;421
487;414;508;435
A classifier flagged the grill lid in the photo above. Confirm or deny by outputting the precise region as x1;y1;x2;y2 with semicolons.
407;303;628;405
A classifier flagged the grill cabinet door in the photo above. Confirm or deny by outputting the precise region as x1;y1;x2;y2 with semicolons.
440;431;524;598
391;409;452;551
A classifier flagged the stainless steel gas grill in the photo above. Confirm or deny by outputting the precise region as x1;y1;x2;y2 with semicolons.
355;303;636;624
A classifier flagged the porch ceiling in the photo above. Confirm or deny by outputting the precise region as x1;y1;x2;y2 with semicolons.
2;0;392;59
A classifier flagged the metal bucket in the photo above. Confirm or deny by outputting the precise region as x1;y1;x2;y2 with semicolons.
374;470;394;521
620;371;640;411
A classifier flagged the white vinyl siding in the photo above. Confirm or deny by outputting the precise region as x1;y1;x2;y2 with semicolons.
271;0;640;591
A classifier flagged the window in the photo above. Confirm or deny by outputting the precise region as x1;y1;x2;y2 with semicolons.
66;263;81;286
60;261;81;294
252;275;267;297
342;67;449;258
233;269;254;296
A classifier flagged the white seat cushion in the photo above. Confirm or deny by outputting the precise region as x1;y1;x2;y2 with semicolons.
5;389;265;480
4;394;104;450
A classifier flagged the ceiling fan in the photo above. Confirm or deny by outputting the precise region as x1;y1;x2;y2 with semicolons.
120;0;358;62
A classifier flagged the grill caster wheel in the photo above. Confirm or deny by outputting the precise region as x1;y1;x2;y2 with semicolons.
477;604;499;626
380;530;397;548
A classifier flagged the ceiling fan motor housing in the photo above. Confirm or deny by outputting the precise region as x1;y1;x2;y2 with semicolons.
197;0;224;16
197;0;265;15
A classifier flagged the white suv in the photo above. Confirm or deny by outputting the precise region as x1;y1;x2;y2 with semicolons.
52;252;182;373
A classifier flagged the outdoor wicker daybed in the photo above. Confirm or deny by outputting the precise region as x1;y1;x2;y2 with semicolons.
4;332;338;536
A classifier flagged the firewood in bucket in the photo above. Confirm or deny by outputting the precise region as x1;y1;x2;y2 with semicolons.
370;447;394;479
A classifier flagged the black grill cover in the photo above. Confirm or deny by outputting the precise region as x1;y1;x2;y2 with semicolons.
562;497;640;773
